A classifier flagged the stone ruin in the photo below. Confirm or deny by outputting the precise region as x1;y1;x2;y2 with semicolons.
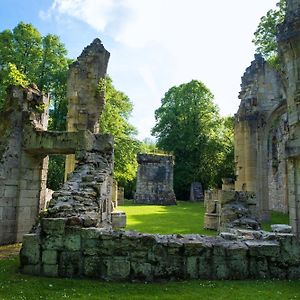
234;0;300;238
134;153;176;205
10;0;300;281
0;38;111;245
204;182;258;232
190;182;204;201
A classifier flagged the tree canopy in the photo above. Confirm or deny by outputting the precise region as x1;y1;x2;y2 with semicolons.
152;80;234;199
99;77;140;187
252;0;285;68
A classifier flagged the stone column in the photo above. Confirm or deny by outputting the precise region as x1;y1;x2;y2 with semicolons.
65;38;110;179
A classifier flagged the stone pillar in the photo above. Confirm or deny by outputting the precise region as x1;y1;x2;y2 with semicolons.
0;86;49;244
134;154;176;205
65;39;110;179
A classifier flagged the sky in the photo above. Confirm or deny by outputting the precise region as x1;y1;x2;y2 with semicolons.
0;0;278;140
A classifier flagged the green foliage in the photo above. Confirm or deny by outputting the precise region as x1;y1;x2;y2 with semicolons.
0;22;69;130
152;80;234;199
252;0;285;67
0;22;70;190
46;155;65;191
99;77;140;190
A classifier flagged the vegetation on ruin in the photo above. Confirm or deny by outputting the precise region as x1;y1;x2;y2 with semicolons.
253;0;285;68
152;80;234;199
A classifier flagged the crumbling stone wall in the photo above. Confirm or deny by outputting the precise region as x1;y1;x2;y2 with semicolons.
65;38;110;179
134;154;176;205
0;39;111;245
278;0;300;239
0;86;49;244
234;0;300;238
234;54;287;218
204;184;258;231
20;221;300;280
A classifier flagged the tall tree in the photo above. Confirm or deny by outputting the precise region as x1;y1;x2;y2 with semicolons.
99;77;140;190
0;22;70;190
252;0;285;68
152;80;234;199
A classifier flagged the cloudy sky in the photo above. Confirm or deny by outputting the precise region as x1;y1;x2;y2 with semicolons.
1;0;278;139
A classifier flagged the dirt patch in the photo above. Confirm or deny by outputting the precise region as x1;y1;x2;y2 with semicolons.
0;243;21;259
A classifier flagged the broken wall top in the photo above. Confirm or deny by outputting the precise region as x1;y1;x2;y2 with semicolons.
67;38;110;133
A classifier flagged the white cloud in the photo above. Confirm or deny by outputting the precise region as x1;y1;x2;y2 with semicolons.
40;0;117;31
40;0;279;138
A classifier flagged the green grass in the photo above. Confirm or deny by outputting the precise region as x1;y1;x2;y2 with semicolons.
261;210;290;231
0;258;300;300
121;200;289;235
0;202;296;299
121;200;216;235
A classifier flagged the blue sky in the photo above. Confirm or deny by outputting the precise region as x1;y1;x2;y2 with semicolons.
1;0;278;139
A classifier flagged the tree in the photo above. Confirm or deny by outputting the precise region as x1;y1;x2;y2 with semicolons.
0;22;69;129
152;80;234;199
252;0;285;68
0;22;70;190
99;77;140;193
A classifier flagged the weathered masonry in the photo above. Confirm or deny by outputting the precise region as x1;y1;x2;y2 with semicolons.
234;0;300;238
0;39;110;245
20;220;300;280
134;154;176;205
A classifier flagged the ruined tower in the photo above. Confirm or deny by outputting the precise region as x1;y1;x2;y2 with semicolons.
65;38;110;179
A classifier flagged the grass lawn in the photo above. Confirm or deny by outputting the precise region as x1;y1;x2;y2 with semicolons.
0;201;297;299
121;200;216;235
121;200;289;235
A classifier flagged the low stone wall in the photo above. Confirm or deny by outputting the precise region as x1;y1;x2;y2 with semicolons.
20;218;300;281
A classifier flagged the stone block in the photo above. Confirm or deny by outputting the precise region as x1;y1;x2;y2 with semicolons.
186;256;198;279
83;256;103;277
105;257;130;279
43;264;59;277
42;250;58;265
271;224;292;233
21;264;41;275
131;261;152;280
43;236;63;250
245;240;280;258
20;234;41;265
42;218;66;235
111;211;126;229
59;251;82;277
64;234;81;251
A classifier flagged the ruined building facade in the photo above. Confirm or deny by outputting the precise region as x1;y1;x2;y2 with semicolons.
234;0;300;238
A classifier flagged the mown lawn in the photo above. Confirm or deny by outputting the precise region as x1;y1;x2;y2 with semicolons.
121;200;216;235
121;200;289;234
0;201;297;300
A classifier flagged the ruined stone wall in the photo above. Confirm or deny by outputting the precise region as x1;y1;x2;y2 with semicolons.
20;220;300;280
65;39;110;179
267;113;289;213
234;54;287;217
134;154;176;205
0;86;49;244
